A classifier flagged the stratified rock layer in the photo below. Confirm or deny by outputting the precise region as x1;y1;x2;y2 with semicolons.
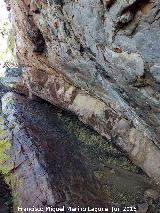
6;0;160;182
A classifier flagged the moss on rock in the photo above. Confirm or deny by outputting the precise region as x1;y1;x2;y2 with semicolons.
57;110;139;173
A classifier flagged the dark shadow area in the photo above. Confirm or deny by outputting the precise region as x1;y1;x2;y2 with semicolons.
0;174;13;213
16;97;110;208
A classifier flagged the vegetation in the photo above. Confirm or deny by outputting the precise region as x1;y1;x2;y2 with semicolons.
0;117;12;181
57;110;140;173
0;116;13;212
0;18;17;66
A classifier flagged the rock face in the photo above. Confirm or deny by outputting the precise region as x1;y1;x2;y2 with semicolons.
5;0;160;182
0;67;28;96
1;92;110;212
1;92;160;212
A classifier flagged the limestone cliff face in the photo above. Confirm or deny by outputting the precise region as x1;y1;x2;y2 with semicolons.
6;0;160;182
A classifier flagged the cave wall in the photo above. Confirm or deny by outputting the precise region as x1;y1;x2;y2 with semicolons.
6;0;160;182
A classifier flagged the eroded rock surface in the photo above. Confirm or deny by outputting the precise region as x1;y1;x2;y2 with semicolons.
1;92;110;212
4;0;160;182
1;92;160;212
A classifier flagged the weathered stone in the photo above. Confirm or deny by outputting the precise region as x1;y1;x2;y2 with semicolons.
150;65;160;83
137;203;148;213
5;0;160;184
144;189;159;201
0;67;29;95
113;119;160;183
1;92;160;211
1;92;112;212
